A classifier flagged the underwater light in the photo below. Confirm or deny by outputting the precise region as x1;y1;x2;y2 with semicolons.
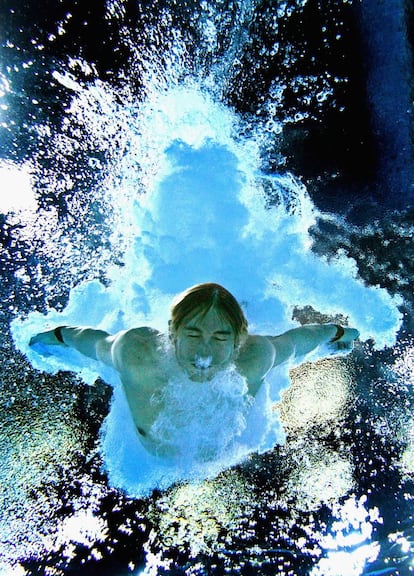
0;162;37;212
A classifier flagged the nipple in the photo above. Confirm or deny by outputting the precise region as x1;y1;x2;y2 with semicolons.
194;355;213;369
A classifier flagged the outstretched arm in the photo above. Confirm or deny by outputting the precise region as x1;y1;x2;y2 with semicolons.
268;323;360;366
29;326;116;366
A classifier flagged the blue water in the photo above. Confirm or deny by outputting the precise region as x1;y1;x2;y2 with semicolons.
1;1;413;575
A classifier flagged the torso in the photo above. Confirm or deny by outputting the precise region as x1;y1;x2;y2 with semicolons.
111;328;275;456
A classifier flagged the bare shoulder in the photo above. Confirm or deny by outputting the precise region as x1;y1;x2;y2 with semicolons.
241;334;275;355
120;327;161;343
111;327;163;372
236;334;275;383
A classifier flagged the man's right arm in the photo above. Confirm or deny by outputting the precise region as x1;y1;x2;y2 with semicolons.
29;326;116;366
29;325;160;374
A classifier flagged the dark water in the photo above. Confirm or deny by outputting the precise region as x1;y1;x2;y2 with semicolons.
1;1;413;575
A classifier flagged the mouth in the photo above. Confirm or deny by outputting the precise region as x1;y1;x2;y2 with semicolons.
188;357;215;381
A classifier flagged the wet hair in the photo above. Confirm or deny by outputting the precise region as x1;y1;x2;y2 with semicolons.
170;283;248;345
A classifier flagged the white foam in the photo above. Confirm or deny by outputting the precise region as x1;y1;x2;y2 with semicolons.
99;362;289;497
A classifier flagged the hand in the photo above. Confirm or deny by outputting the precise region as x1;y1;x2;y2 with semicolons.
29;329;65;347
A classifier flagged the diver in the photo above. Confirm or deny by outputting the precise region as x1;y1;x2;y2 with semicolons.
29;283;359;458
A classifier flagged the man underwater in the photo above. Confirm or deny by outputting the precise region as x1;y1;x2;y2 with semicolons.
30;283;359;460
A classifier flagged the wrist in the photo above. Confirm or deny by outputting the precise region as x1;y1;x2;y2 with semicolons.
329;324;345;343
54;326;68;344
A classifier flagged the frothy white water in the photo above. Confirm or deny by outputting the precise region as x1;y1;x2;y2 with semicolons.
149;367;252;462
11;80;403;496
99;361;288;497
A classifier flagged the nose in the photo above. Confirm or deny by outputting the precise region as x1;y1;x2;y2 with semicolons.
196;338;212;356
194;338;213;367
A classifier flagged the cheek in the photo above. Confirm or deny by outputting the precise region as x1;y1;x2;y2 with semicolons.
216;343;235;362
176;339;195;359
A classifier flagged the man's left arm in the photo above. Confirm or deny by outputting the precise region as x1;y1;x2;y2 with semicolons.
268;324;360;367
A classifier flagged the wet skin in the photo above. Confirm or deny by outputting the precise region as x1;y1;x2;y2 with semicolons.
29;308;359;456
173;307;238;382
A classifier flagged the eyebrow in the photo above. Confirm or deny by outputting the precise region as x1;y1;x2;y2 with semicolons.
184;326;233;336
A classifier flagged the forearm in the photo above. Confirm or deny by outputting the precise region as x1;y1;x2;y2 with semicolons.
56;326;111;360
30;325;113;363
270;323;345;364
284;324;342;357
269;323;359;366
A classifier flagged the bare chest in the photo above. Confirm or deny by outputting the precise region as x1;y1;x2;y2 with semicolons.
121;369;167;437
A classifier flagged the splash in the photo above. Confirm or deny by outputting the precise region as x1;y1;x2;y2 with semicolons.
310;496;382;576
11;80;403;496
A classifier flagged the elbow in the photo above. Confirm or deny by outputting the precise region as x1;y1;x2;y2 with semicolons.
95;335;114;365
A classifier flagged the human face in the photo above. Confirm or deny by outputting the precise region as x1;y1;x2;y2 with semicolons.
173;306;237;382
